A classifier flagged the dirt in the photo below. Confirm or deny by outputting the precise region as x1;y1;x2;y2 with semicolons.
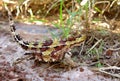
0;21;120;81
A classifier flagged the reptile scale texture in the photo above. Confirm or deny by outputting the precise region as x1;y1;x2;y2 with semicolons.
6;7;86;63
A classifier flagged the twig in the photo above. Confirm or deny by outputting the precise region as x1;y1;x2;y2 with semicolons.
79;41;85;55
99;66;120;78
94;1;110;15
87;39;102;53
108;48;120;52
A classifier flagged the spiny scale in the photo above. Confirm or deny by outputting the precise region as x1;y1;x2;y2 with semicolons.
6;7;86;62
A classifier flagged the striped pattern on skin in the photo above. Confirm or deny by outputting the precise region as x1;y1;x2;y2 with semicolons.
6;7;86;62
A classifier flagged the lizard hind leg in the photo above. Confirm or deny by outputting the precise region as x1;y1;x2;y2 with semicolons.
13;52;36;65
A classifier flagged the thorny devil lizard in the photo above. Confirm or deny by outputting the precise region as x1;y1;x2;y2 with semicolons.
6;7;86;67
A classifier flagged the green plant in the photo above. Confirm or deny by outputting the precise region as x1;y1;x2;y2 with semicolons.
96;61;103;67
59;0;64;26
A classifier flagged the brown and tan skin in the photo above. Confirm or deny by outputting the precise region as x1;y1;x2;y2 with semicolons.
5;6;86;64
